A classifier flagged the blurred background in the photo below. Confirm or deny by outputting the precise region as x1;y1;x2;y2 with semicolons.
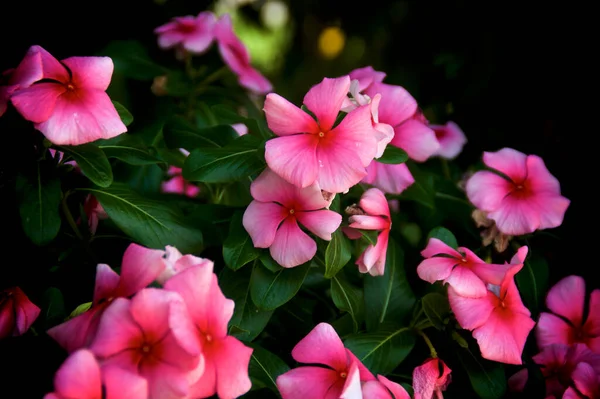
1;1;594;283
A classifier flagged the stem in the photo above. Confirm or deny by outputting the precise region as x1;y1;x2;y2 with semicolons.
61;190;84;241
441;158;451;180
434;192;471;206
416;328;438;358
196;66;229;90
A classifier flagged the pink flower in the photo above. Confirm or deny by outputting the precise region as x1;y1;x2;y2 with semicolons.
343;188;392;276
44;349;148;399
465;147;570;236
10;45;126;145
154;11;217;54
361;374;411;399
232;122;248;136
47;243;169;353
0;45;46;117
448;246;536;364
416;237;510;298
429;121;467;160
89;288;203;399
536;275;600;353
276;322;375;399
164;263;253;399
83;194;108;234
243;168;342;268
412;358;452;399
348;66;386;92
214;14;272;94
264;75;381;193
161;166;200;198
563;361;600;399
362;162;415;195
0;286;40;339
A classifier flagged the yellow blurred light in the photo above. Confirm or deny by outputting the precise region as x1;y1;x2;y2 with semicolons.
318;26;345;59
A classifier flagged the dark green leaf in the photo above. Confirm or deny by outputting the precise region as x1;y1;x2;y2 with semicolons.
324;229;352;278
248;344;290;394
210;104;272;140
223;211;261;270
426;226;458;248
183;134;265;183
515;254;549;317
15;164;62;246
421;292;450;330
87;183;203;253
250;261;311;310
58;143;113;187
331;274;365;332
112;100;133;126
399;163;435;209
458;347;507;399
377;146;409;164
162;116;222;150
260;253;282;273
360;230;379;246
219;266;274;342
343;323;416;375
40;287;66;329
99;40;168;80
97;135;163;165
363;239;416;331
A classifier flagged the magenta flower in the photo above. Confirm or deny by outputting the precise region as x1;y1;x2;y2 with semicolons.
44;349;148;399
243;168;342;268
465;147;570;236
89;288;203;399
412;358;452;399
563;361;600;399
276;322;375;399
429;121;467;160
416;237;510;298
448;246;535;364
154;11;217;54
0;45;45;117
164;263;253;399
361;374;411;399
161;166;201;198
362;162;415;195
348;66;386;92
10;46;126;145
214;14;272;94
0;286;40;339
264;75;381;193
343;188;392;276
536;275;600;353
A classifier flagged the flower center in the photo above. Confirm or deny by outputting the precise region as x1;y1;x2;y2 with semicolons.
289;209;295;215
66;83;75;91
205;333;213;342
141;344;151;353
339;372;347;379
318;131;325;138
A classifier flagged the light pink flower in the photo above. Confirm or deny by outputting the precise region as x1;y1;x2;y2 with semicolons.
154;11;217;54
412;358;452;399
44;349;148;399
264;75;381;193
536;275;600;353
448;246;535;364
10;46;127;145
348;66;386;92
416;237;510;298
164;263;253;399
243;168;342;268
47;243;169;352
161;166;201;198
361;374;411;399
49;148;79;170
465;147;570;236
0;286;40;339
276;322;375;399
0;45;46;117
362;162;415;195
214;13;272;94
89;288;203;399
83;194;108;234
563;361;600;399
343;188;392;276
429;121;467;160
232;122;248;136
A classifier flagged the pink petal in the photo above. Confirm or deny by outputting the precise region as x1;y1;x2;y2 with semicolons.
35;90;127;145
89;298;142;360
263;93;319;136
421;237;462;259
348;66;386;91
243;201;288;248
378;374;411;399
129;288;177;341
93;264;120;304
525;155;562;193
303;76;351;132
296;209;342;240
249;168;296;205
102;365;149;399
211;335;253;399
215;14;250;74
292;322;348;370
183;12;217;53
365;82;418;127
117;243;167;297
161;175;187;195
507;368;529;392
536;312;574;349
54;349;102;399
10;82;65;123
391;119;439;162
238;66;273;94
357;229;390;276
359;187;390;217
465;170;513;212
35;46;69;81
412;358;445;399
345;348;376;381
8;45;45;87
189;352;216;399
448;288;495;330
584;290;600;353
46;307;104;353
546;275;585;327
483;148;528;182
527;193;570;231
0;298;15;339
62;56;114;90
572;362;600;398
276;366;341;399
339;360;363;399
265;134;320;188
348;215;389;231
430;121;467;159
330;103;380;166
444;265;489;298
416;257;457;285
140;362;193;399
270;218;317;268
362;161;415;194
11;287;41;335
488;195;542;236
361;380;392;399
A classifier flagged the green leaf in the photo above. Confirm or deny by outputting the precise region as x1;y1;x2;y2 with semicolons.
87;183;203;253
343;323;416;375
15;164;62;246
99;40;168;80
58;143;113;187
324;229;352;278
183;134;265;183
219;266;274;342
421;292;451;330
40;287;66;329
331;274;365;333
223;211;261;270
458;347;507;399
112;100;133;126
363;239;416;331
248;344;290;394
260;253;282;273
250;261;311;311
399;163;435;209
426;226;458;249
211;104;272;140
515;254;549;317
359;230;379;246
377;146;409;164
162;116;222;150
97;135;163;166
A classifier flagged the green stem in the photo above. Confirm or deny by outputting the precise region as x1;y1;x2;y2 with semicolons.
434;192;472;206
416;328;438;358
61;190;84;241
196;66;229;90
